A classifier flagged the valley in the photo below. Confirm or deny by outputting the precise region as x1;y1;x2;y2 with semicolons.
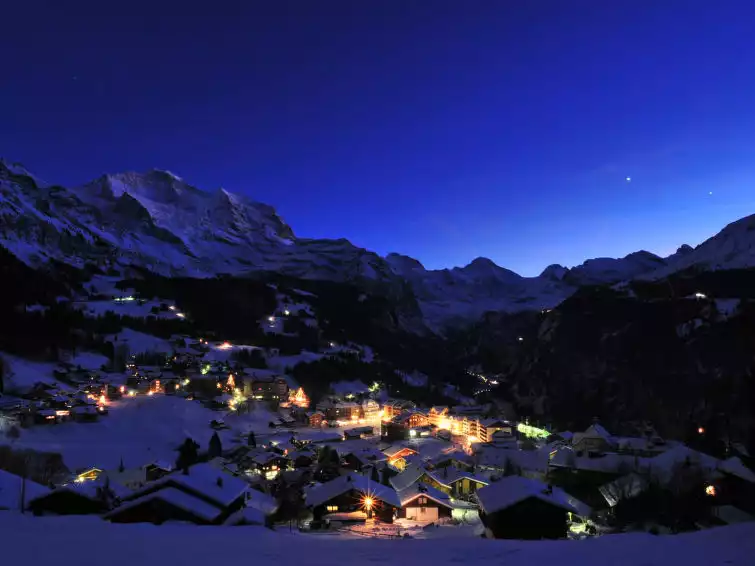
1;159;754;551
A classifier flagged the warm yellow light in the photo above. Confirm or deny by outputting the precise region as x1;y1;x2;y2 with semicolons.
99;395;107;405
698;427;705;434
147;390;154;396
705;484;716;496
219;342;232;350
119;386;125;393
363;496;373;510
128;391;136;397
176;312;185;318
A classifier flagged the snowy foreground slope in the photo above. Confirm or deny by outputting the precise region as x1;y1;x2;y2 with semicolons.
2;514;753;566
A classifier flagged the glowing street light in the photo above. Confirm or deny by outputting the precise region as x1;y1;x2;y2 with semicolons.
284;309;290;316
698;427;705;435
705;484;716;496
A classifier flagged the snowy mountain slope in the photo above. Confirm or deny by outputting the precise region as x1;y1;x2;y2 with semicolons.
650;213;755;277
2;159;755;327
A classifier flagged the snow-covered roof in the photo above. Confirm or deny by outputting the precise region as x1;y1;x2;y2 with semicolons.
390;464;428;492
720;457;755;483
135;463;248;508
398;482;453;509
572;423;614;446
245;488;279;515
477;476;590;516
0;469;50;511
305;473;401;508
425;468;489;489
224;505;268;526
383;445;417;458
105;487;223;523
647;446;721;484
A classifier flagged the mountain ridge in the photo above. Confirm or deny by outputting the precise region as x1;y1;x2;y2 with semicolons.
2;159;754;326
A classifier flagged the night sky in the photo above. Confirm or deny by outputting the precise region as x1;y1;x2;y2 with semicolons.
3;1;755;275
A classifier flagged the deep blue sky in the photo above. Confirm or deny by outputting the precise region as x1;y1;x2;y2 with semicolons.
3;1;755;275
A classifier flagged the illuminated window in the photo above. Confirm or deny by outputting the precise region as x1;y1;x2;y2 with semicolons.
326;505;339;512
418;496;427;505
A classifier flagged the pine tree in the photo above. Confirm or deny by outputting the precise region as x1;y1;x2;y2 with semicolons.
248;432;256;447
176;437;200;472
118;457;125;473
209;431;222;459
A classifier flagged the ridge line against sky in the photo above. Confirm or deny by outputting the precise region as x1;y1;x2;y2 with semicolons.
2;0;755;275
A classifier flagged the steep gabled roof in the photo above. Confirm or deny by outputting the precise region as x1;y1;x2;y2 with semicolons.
126;463;248;508
398;482;453;509
390;464;427;492
305;473;401;508
105;487;222;523
477;476;590;516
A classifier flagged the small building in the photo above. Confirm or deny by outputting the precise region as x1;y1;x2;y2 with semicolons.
343;426;375;440
308;411;326;428
305;472;401;523
383;399;416;420
477;476;589;540
572;423;617;455
28;480;122;515
325;402;361;423
383;446;418;470
397;482;454;522
105;463;248;525
422;467;489;498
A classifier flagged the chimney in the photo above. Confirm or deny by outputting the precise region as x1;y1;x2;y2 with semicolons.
216;477;223;488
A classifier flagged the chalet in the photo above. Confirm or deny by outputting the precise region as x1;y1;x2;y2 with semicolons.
0;469;50;512
422;467;489;498
572;423;617;455
478;419;512;444
105;463;248;525
397;482;454;522
427;406;450;428
325;402;361;423
307;411;326;428
383;445;418;470
248;450;290;479
305;472;401;523
491;429;517;449
477;476;590;540
383;399;416;419
241;371;289;402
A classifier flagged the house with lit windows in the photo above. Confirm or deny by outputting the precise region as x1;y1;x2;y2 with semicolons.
305;473;401;523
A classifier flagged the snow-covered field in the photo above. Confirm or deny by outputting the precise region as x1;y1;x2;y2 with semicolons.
105;328;173;355
0;353;59;392
0;513;753;566
7;395;235;472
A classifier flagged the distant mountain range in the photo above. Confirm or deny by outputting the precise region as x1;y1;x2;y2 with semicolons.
2;158;754;327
